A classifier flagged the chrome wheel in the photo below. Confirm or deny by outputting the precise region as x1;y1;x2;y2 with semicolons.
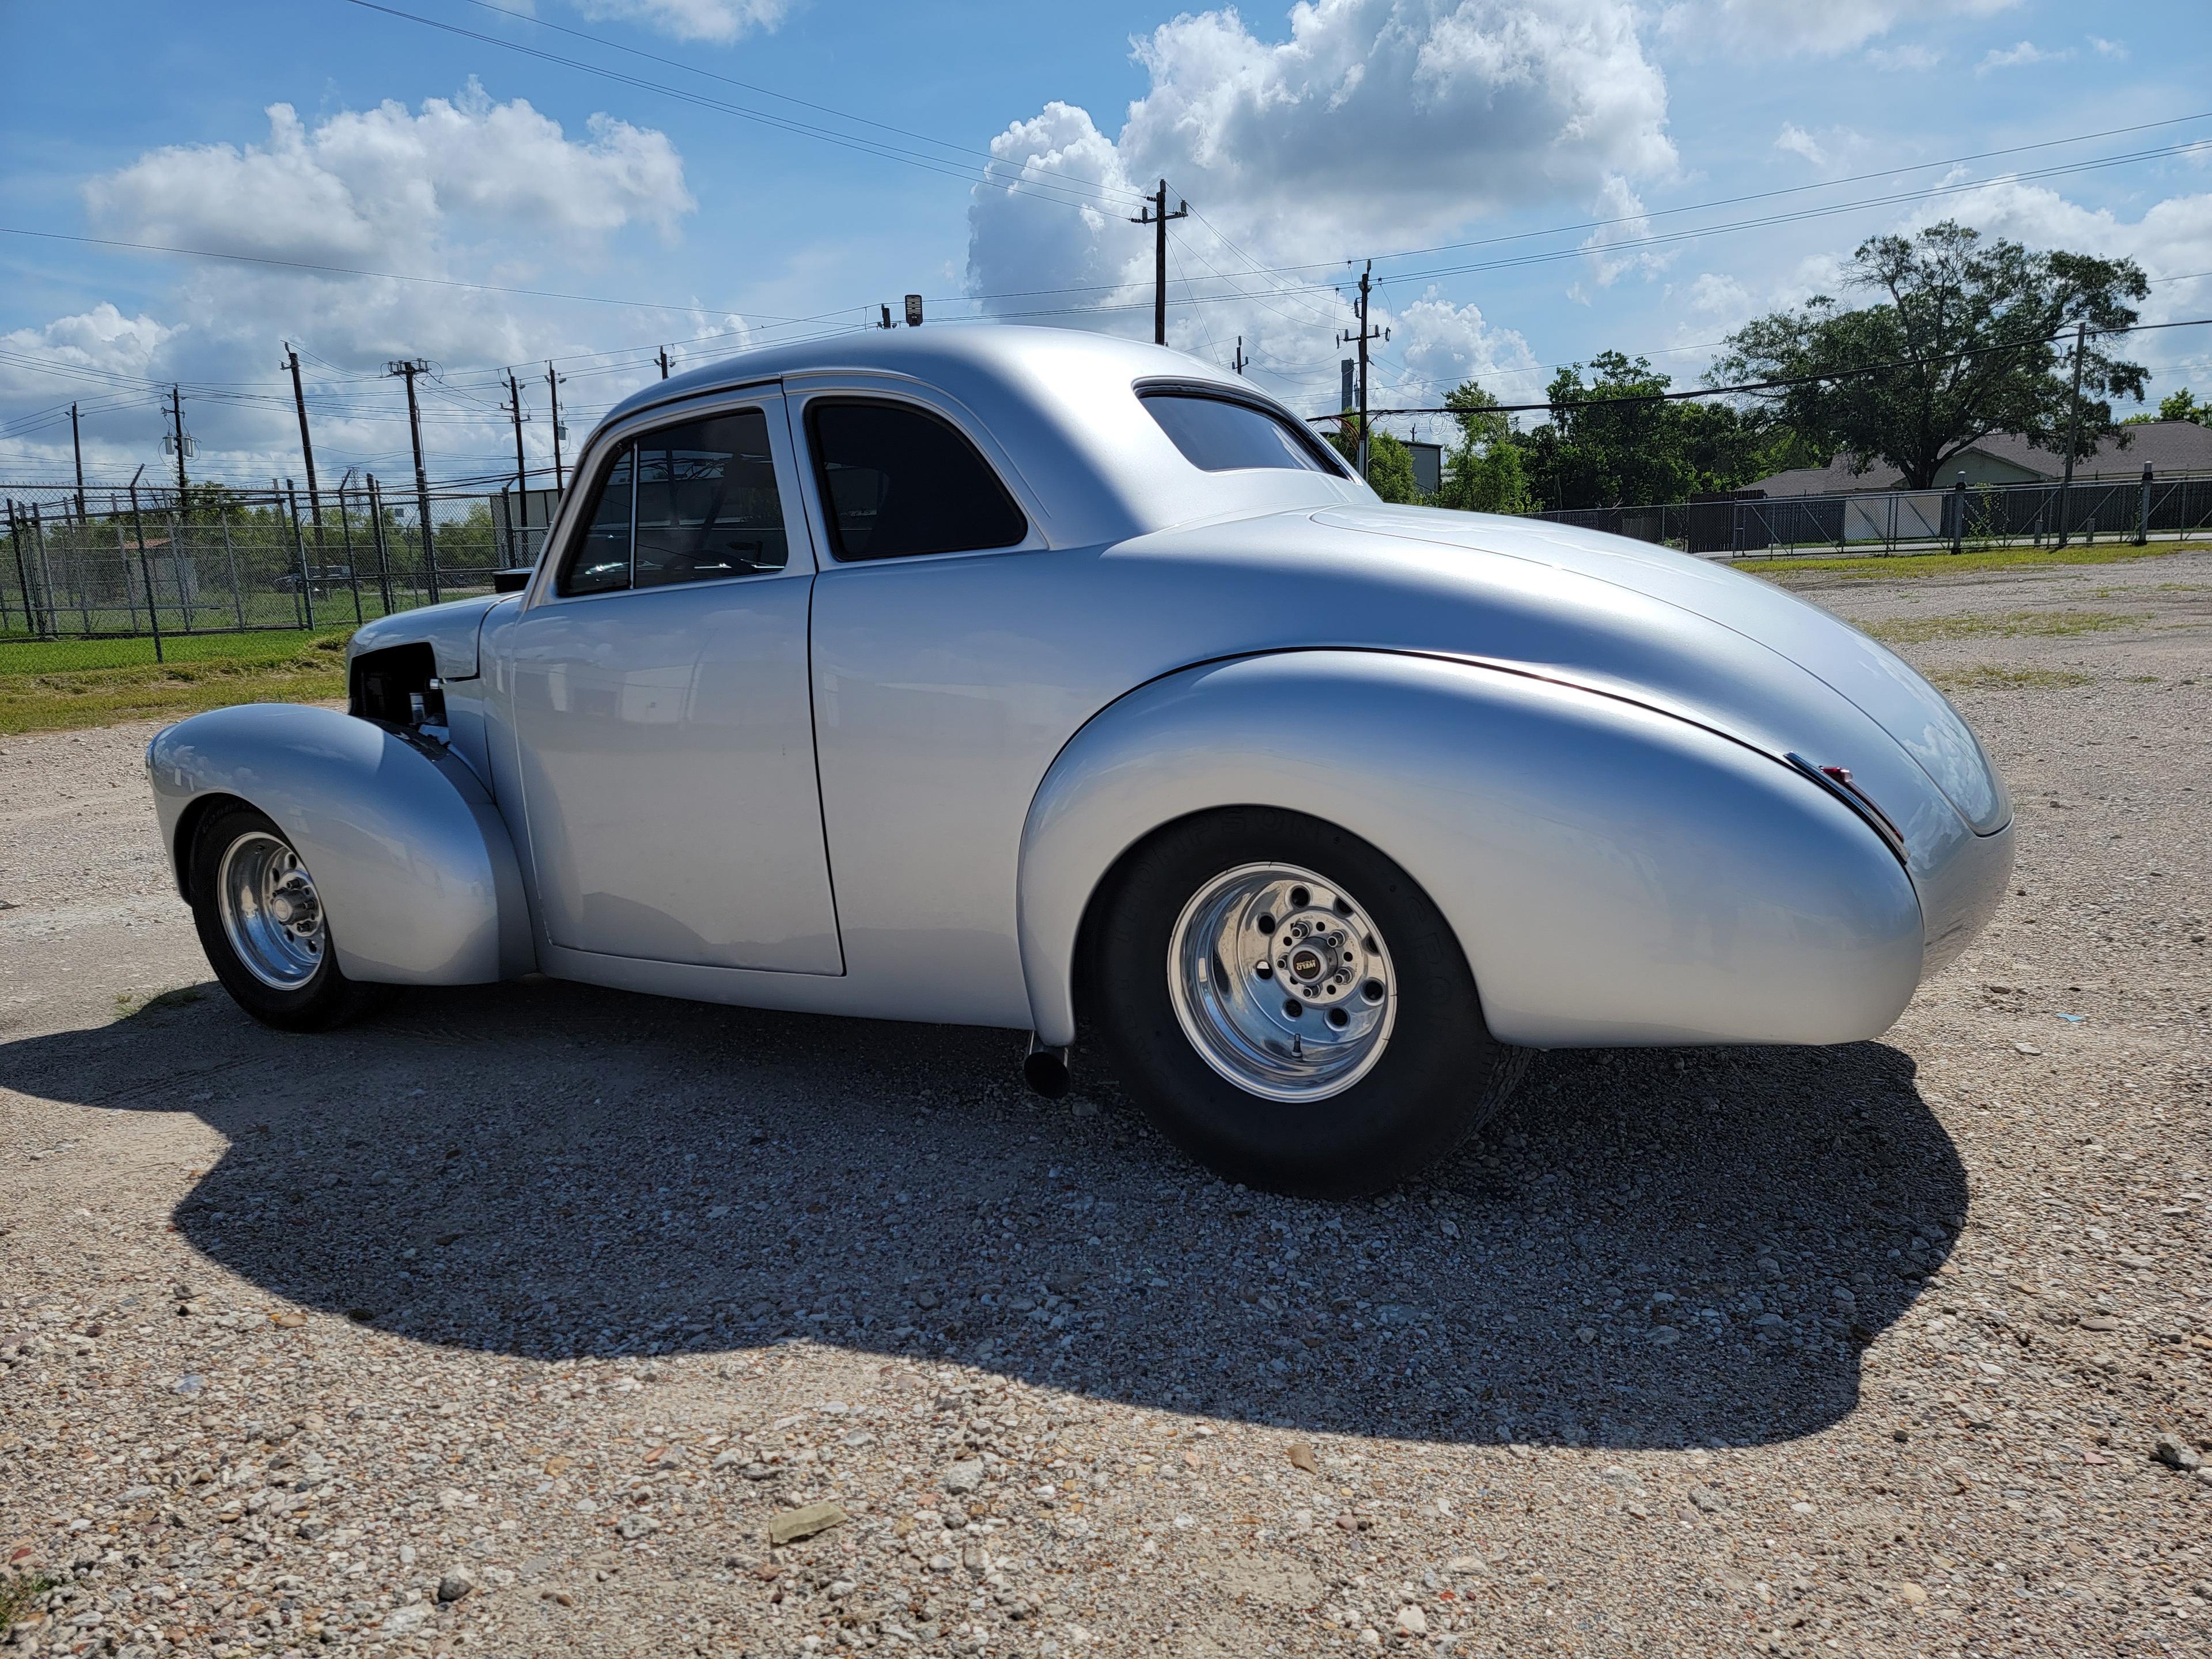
217;831;327;991
1166;862;1397;1103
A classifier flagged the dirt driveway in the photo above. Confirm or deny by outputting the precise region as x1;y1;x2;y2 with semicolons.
1;550;2207;1657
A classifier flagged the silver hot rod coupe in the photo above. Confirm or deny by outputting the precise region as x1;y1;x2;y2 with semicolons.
146;327;2011;1194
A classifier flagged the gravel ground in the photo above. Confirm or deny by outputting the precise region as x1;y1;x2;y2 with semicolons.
1;550;2207;1658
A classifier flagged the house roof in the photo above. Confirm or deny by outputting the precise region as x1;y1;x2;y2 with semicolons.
1752;420;2212;496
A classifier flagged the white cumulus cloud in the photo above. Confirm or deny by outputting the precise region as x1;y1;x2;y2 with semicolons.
85;81;694;262
3;84;703;481
1976;40;2070;74
1774;124;1825;167
966;0;1666;406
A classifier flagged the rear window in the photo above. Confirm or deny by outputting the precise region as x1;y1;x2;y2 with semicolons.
1141;392;1342;475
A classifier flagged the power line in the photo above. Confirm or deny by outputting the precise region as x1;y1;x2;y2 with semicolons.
6;130;2201;374
440;0;1144;207
1290;111;2212;278
341;0;1150;215
0;225;820;321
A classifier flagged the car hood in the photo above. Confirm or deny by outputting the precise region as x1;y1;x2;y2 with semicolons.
1304;505;2010;836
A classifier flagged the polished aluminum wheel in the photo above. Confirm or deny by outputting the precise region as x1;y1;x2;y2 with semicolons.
1166;861;1396;1102
217;831;328;991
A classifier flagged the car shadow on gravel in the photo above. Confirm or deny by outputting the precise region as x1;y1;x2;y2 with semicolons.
9;976;1966;1450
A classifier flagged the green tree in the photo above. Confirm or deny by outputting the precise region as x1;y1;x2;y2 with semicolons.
2156;387;2207;425
1434;381;1533;515
1327;418;1422;503
1513;352;1779;509
1715;220;2149;488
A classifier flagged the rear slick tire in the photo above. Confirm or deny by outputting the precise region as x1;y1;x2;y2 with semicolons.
187;801;390;1033
1092;807;1522;1198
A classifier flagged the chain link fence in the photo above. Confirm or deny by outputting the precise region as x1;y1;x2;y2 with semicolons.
12;464;2211;660
1534;470;2212;558
2;479;557;664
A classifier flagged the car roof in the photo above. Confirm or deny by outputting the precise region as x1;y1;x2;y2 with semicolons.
593;324;1370;546
602;324;1243;427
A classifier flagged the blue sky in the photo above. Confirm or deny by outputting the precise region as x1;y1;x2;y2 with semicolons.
3;0;2210;486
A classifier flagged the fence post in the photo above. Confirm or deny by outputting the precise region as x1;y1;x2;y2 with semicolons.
26;506;71;637
127;483;164;665
6;499;39;637
0;502;15;632
422;491;441;605
335;483;365;625
286;481;317;632
218;514;244;629
368;475;395;615
1951;474;1966;555
2138;463;2152;546
109;497;138;635
165;503;194;633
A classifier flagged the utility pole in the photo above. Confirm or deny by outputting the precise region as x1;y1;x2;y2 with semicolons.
1232;336;1246;376
502;370;531;567
657;346;671;380
504;370;529;493
2055;320;2088;549
546;361;567;491
385;358;440;603
69;404;86;520
165;385;188;494
283;344;328;573
1127;179;1188;346
1336;262;1388;482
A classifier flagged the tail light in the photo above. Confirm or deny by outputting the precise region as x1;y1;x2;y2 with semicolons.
1786;753;1907;863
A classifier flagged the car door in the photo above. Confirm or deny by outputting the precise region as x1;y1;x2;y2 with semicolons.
505;388;843;975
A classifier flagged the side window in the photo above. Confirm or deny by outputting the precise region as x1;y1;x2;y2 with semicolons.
634;411;790;587
556;409;790;596
561;448;633;596
806;399;1028;561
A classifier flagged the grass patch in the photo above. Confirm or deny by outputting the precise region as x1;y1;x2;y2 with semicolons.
1;1574;58;1638
1745;541;2204;582
0;626;351;675
1862;609;2146;646
1926;664;2095;692
113;986;207;1020
0;630;351;736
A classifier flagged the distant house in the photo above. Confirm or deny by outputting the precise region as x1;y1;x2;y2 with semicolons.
1750;419;2212;497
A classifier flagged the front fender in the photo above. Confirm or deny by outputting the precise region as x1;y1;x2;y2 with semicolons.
1017;651;1925;1050
147;703;534;984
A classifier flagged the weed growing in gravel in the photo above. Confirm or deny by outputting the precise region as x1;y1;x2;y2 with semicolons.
1865;609;2147;646
1752;541;2205;582
0;1575;57;1638
113;986;207;1019
1927;665;2095;692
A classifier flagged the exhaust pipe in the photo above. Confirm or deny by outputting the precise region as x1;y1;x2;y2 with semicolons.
1022;1036;1072;1101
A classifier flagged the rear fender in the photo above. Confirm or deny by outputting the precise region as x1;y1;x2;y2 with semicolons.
148;703;534;984
1017;651;1925;1050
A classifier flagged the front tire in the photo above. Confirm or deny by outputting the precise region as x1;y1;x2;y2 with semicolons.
1090;808;1521;1197
187;802;388;1032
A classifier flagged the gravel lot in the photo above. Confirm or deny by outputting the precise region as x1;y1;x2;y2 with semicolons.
2;549;2207;1658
